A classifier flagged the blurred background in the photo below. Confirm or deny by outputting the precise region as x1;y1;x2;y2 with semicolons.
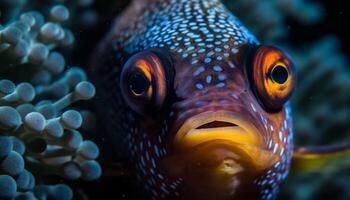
1;0;349;199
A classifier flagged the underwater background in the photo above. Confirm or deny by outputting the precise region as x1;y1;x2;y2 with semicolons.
0;0;349;199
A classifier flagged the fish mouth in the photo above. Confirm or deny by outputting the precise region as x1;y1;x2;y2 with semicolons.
173;111;278;171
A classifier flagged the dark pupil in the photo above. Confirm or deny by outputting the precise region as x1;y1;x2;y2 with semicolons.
129;71;150;95
270;65;289;84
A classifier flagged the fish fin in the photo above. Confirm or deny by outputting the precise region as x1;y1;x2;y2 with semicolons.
291;143;350;174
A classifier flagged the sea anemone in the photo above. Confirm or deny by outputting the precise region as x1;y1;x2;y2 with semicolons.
0;1;100;199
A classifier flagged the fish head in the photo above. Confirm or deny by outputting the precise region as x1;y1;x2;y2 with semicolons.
117;43;296;199
163;45;296;199
92;0;297;198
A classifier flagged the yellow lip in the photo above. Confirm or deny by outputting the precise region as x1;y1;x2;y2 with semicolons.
174;111;278;170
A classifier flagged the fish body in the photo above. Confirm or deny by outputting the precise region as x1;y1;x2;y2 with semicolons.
91;0;296;199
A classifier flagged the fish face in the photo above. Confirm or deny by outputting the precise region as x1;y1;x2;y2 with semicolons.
91;0;296;199
158;44;295;199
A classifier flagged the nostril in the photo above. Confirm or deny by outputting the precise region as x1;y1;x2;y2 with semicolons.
196;121;238;129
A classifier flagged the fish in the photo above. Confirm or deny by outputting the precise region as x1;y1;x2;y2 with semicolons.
89;0;350;199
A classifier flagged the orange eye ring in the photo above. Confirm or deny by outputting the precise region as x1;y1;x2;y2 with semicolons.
251;46;296;111
120;51;170;115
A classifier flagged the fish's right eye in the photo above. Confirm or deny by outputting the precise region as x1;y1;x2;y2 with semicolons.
120;50;172;115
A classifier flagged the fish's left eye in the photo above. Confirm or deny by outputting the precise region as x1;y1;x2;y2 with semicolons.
249;45;296;111
128;71;151;96
120;50;173;115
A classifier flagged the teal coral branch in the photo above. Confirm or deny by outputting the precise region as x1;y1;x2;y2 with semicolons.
0;1;100;199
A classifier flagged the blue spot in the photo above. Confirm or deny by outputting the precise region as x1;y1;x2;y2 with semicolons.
274;162;280;168
187;46;195;51
196;83;204;90
231;48;238;53
219;99;230;104
206;75;212;84
216;56;223;61
198;48;206;53
222;38;229;42
182;53;189;58
193;66;205;76
170;184;177;190
158;173;164;180
218;74;226;81
216;82;225;88
200;28;209;34
191;60;199;65
160;186;169;194
215;48;222;52
280;147;285;156
213;28;221;33
273;143;279;154
230;93;240;100
207;51;214;56
207;34;214;38
154;146;159;157
194;101;209;107
187;32;196;38
204;58;212;63
279;131;283;141
141;156;145;166
213;65;223;71
139;142;143;151
281;155;286;162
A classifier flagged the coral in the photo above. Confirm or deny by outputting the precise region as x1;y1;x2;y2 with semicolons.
0;0;98;28
0;5;73;74
0;1;100;200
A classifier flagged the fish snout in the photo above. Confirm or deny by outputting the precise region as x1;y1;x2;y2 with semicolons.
174;111;277;169
165;111;278;198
